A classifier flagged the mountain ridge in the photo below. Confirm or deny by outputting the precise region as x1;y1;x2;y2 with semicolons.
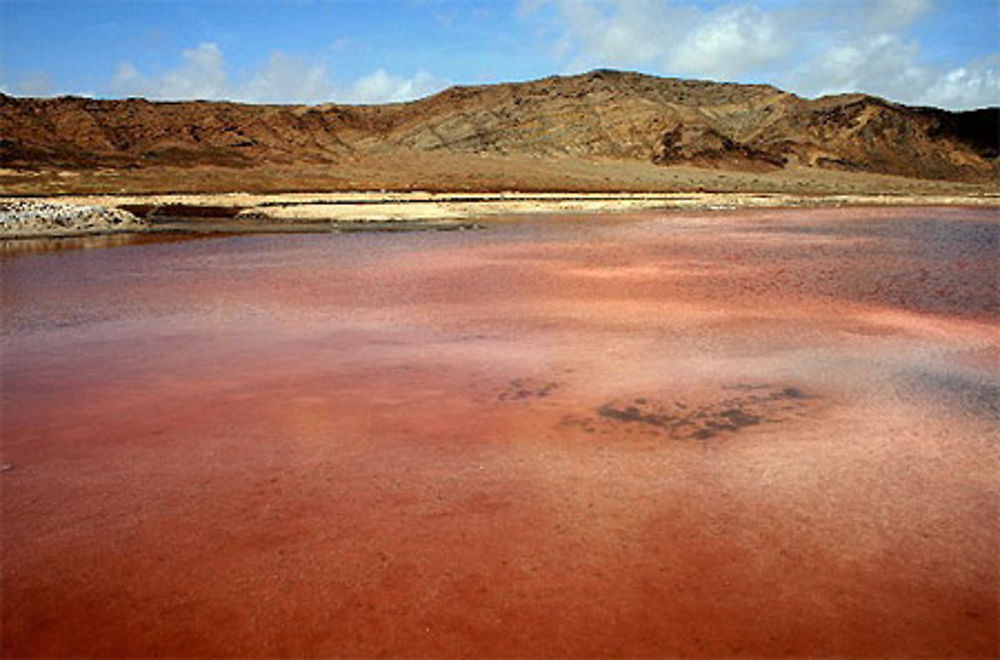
2;69;997;185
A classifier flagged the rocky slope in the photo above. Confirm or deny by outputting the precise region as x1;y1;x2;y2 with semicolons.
1;70;997;183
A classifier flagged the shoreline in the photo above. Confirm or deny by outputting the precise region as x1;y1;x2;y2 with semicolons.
2;191;998;239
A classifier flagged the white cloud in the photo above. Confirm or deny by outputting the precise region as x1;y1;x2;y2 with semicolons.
537;0;788;79
788;33;925;99
669;5;788;79
346;68;448;104
242;52;335;104
112;43;228;100
788;33;1000;109
161;42;228;99
865;0;932;31
780;1;998;108
109;42;448;105
544;0;694;71
111;62;145;96
524;0;999;109
919;59;1000;109
583;0;674;65
4;72;56;97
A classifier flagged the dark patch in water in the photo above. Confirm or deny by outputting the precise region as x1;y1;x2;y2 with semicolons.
597;404;673;427
719;408;763;428
781;387;805;399
566;384;810;441
498;378;559;402
903;369;1000;420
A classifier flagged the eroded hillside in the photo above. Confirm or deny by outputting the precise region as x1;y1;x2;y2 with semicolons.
1;70;997;187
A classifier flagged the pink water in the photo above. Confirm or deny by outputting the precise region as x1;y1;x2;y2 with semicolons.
2;206;998;657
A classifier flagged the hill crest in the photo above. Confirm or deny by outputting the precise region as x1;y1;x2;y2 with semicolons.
1;69;997;184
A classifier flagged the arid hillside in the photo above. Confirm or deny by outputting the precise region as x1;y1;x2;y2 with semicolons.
1;70;997;192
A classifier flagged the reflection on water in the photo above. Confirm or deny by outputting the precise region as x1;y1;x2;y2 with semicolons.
0;231;227;256
734;207;1000;256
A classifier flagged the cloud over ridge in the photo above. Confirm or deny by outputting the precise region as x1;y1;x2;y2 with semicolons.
110;42;447;105
3;0;996;110
525;0;999;109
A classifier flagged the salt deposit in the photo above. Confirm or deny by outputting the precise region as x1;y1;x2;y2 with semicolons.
0;200;147;238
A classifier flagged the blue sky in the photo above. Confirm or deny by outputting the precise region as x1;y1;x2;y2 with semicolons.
1;0;997;109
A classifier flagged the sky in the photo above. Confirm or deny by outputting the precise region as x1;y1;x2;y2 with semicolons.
0;0;997;109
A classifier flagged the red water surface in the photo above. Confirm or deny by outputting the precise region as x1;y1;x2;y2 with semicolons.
2;207;998;657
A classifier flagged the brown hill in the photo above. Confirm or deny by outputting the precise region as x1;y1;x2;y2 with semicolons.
1;69;997;188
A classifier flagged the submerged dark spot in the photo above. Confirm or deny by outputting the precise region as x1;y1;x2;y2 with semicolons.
705;421;731;431
597;404;672;428
718;408;762;428
536;383;558;397
499;378;561;402
904;370;1000;420
582;384;813;442
598;404;643;423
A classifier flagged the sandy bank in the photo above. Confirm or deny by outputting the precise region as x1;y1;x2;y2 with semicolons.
2;191;997;238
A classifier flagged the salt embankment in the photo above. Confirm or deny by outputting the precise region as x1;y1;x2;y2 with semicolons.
0;200;148;238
